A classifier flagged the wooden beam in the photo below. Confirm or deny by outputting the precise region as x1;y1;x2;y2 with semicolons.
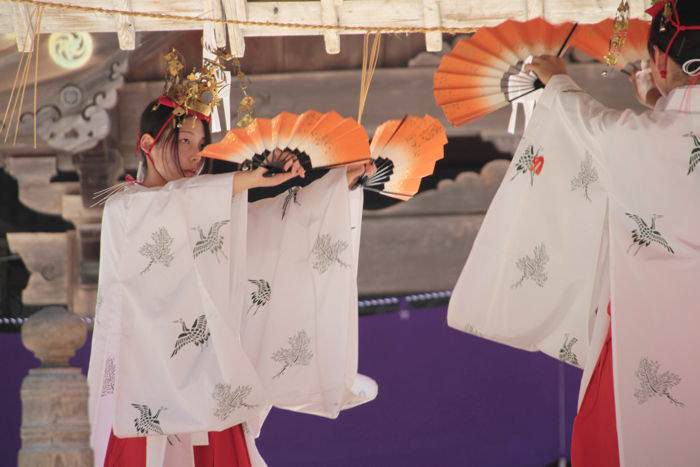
526;0;545;19
205;0;226;48
422;0;442;52
112;0;135;49
221;0;247;57
320;0;341;54
0;0;652;37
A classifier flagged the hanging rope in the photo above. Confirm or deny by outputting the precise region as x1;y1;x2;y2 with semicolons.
4;0;478;35
357;32;381;124
1;5;43;146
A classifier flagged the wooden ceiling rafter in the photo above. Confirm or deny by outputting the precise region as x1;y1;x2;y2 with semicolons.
0;0;652;56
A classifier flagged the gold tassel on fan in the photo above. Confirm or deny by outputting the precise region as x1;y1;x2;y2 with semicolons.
603;0;631;74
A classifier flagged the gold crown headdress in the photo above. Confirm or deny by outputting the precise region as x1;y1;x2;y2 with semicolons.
156;47;230;121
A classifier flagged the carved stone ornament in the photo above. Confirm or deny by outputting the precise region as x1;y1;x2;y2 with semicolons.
17;55;129;154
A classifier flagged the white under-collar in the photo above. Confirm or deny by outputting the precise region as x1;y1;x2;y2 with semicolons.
656;85;700;112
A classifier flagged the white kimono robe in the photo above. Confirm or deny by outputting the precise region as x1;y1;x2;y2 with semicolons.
448;76;700;466
87;168;377;467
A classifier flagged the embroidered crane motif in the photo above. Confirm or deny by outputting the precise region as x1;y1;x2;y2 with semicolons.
131;404;166;435
312;234;350;274
139;227;175;274
634;357;685;407
247;279;271;316
212;383;257;420
171;315;210;358
511;243;549;289
559;334;580;367
625;213;674;255
192;220;230;261
684;132;700;175
282;187;301;220
100;355;116;396
271;330;313;379
571;153;599;202
464;324;484;338
511;144;544;186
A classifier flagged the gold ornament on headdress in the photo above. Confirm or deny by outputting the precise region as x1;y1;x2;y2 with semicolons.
603;0;631;71
656;0;674;32
159;47;231;119
228;54;255;128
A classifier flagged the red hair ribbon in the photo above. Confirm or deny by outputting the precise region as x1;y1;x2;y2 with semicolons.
156;96;211;123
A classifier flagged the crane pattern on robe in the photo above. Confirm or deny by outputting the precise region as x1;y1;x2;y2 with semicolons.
625;213;674;255
171;314;211;358
100;355;116;396
511;243;549;289
559;334;581;367
463;323;485;338
139;227;175;274
684;132;700;175
212;383;257;421
282;186;301;220
247;279;271;316
570;153;599;202
311;234;350;273
511;144;544;187
131;404;166;435
271;330;313;379
634;357;685;408
192;220;230;261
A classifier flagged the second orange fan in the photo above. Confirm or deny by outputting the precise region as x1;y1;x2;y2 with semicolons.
434;18;578;127
572;19;650;72
359;115;447;200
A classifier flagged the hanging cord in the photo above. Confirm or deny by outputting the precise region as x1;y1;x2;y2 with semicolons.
32;7;43;148
1;5;44;145
357;32;381;125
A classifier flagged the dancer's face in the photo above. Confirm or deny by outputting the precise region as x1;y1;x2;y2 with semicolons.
142;116;206;181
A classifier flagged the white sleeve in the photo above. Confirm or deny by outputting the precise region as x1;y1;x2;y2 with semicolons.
538;74;625;169
87;194;127;467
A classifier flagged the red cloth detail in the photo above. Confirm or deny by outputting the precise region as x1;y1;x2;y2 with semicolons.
571;303;619;467
530;156;545;175
193;425;252;467
645;0;668;17
104;425;251;467
157;95;211;123
104;431;146;467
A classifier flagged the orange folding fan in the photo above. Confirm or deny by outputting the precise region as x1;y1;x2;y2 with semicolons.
434;18;578;127
572;19;650;71
360;115;447;200
199;110;371;172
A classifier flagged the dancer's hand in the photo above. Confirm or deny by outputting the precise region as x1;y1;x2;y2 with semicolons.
630;60;662;109
233;149;305;193
347;160;376;189
526;55;568;85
